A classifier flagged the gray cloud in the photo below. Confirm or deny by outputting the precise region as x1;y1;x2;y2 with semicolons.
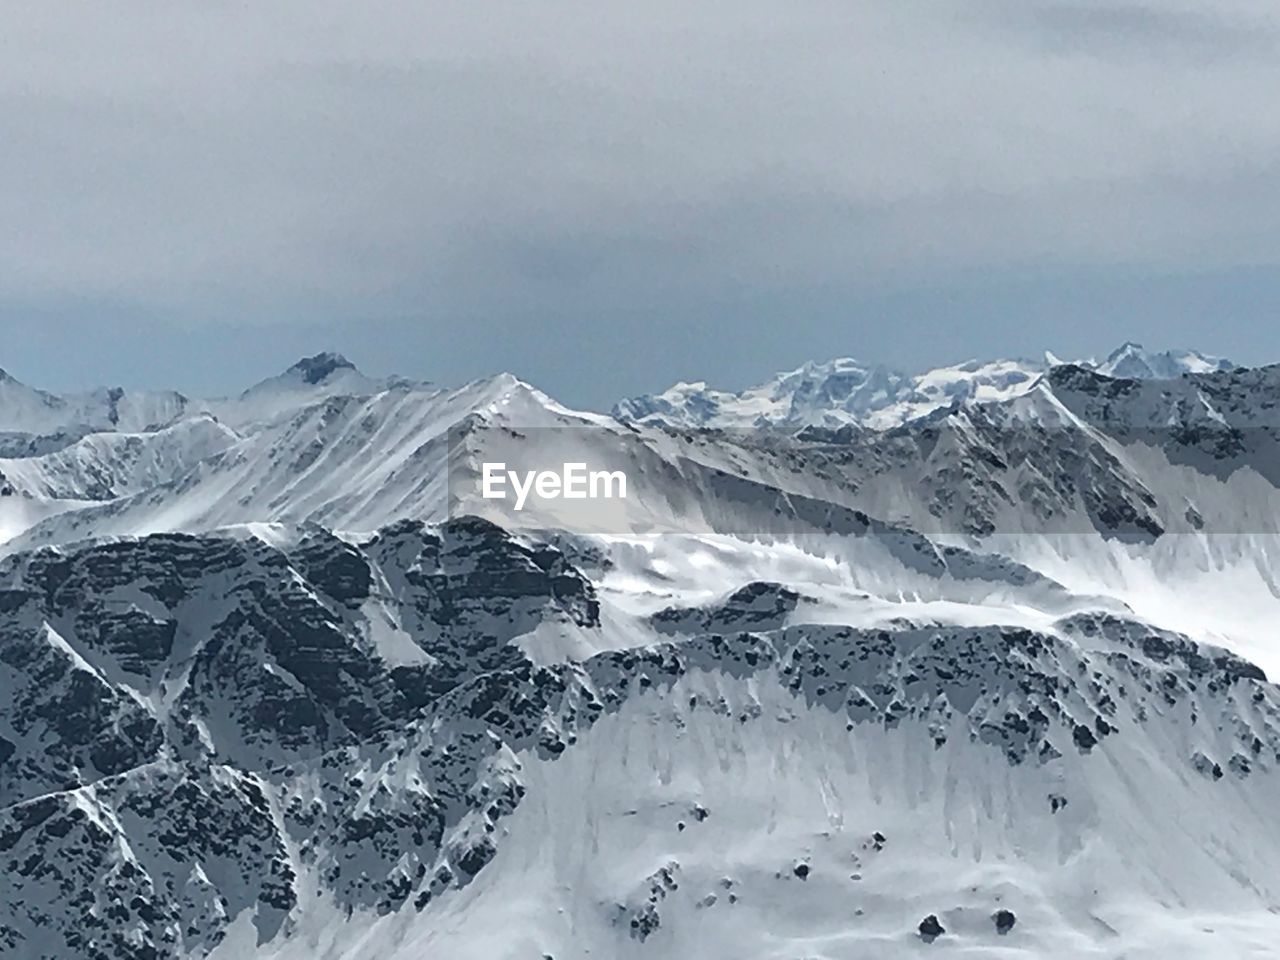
2;1;1280;403
976;0;1277;59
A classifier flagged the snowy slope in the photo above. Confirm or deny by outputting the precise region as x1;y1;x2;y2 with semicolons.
0;415;240;547
0;366;191;436
305;646;1280;960
1096;341;1234;380
0;373;578;551
0;353;419;541
0;416;238;502
0;354;409;440
0;354;440;547
202;352;423;430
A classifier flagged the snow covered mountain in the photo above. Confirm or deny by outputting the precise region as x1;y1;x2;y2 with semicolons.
0;367;191;439
1095;341;1235;380
0;370;589;552
612;356;1047;430
0;343;1241;550
613;342;1236;430
4;519;1279;960
0;353;412;444
204;352;420;431
0;354;439;547
4;343;1280;959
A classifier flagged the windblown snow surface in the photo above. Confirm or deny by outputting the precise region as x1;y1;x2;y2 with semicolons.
2;347;1280;960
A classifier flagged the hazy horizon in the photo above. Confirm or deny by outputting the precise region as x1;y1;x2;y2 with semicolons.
0;319;1274;410
5;2;1280;408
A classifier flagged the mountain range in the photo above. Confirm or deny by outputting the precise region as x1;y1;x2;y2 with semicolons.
3;342;1280;959
612;342;1236;430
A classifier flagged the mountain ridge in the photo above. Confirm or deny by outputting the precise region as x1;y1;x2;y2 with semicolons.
6;344;1280;958
0;341;1246;441
614;342;1239;430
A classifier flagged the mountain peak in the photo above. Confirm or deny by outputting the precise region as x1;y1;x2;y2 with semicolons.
1105;341;1146;361
286;352;357;385
1095;343;1233;381
793;357;870;374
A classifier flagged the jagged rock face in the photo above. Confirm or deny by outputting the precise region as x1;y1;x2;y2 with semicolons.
852;402;1167;538
0;518;605;957
0;617;164;807
0;764;294;959
651;581;806;635
2;518;1277;958
0;518;599;806
610;405;1168;540
1042;363;1280;488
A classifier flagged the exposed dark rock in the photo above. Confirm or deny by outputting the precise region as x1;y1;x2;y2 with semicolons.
288;352;356;385
652;581;805;635
918;914;945;941
1072;723;1097;752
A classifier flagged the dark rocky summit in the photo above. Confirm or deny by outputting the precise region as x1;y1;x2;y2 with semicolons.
287;352;357;386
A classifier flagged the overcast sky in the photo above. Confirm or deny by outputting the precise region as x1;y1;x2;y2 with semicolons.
2;1;1279;406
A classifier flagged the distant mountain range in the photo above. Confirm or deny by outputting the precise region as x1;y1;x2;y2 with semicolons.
613;342;1236;430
